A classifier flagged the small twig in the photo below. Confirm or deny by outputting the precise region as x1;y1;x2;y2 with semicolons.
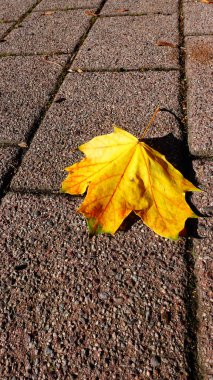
41;56;63;68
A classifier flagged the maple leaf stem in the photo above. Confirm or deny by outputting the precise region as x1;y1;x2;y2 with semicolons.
140;106;161;140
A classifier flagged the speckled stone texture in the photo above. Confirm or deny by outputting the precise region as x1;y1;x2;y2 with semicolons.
0;0;37;21
0;148;18;189
0;193;189;379
0;22;13;38
0;55;68;143
11;71;183;191
0;10;92;55
192;160;213;379
101;0;178;15
184;2;213;35
72;15;179;70
185;36;213;157
36;0;102;10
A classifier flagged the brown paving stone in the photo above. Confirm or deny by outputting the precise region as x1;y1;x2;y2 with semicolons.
72;15;179;70
0;10;92;55
0;147;18;189
11;71;182;191
0;55;68;143
0;0;37;22
184;2;213;36
0;193;189;379
36;0;102;10
0;22;14;38
101;0;178;15
192;160;213;379
185;36;213;157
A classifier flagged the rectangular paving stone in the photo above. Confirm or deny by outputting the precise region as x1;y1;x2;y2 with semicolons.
36;0;102;10
72;15;179;70
0;55;68;142
185;36;213;157
184;2;213;35
101;0;178;15
0;0;37;22
0;22;13;39
0;147;18;189
192;160;213;379
11;71;182;191
0;10;92;55
0;193;189;379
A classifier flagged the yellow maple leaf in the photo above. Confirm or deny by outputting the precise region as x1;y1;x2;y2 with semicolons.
61;111;200;239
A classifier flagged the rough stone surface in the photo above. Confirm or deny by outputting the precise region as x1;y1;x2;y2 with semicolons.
0;10;92;55
0;55;68;142
0;148;18;189
192;160;213;379
101;0;179;15
72;15;179;70
185;36;213;157
36;0;102;10
0;0;37;21
184;2;213;36
0;193;189;379
11;71;182;191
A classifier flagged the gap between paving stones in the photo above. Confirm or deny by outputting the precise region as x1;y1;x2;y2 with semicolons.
69;68;180;73
185;33;213;37
177;0;201;378
98;12;175;17
0;0;110;201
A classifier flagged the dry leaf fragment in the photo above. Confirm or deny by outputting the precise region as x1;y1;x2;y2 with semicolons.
114;8;129;12
18;142;28;148
199;0;213;3
42;56;63;68
84;10;97;17
156;40;177;48
61;112;200;239
41;11;55;15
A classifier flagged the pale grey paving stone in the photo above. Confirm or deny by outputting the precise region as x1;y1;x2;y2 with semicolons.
36;0;102;10
101;0;179;15
72;15;179;70
185;36;213;157
0;0;37;22
0;192;189;379
0;147;19;188
192;160;213;379
11;71;183;191
184;2;213;35
0;10;92;55
0;22;14;38
0;55;68;142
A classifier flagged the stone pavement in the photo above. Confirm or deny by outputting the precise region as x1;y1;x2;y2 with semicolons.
0;0;212;379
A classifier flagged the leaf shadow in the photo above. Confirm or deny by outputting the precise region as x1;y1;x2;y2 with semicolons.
119;133;204;238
